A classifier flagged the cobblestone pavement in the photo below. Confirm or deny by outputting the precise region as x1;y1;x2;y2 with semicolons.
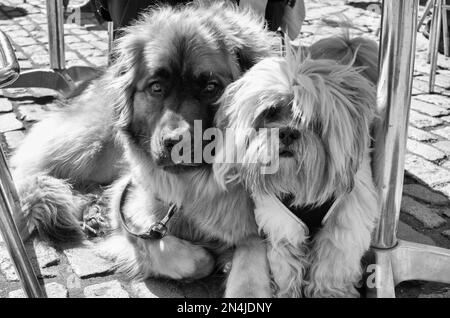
0;0;449;298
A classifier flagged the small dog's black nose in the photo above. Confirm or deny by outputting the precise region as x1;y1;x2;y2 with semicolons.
163;137;181;151
279;127;300;146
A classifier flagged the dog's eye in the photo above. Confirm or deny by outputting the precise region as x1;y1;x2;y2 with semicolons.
203;81;220;96
149;82;163;95
261;107;279;121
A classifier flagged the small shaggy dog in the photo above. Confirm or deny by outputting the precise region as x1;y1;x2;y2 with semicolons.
214;35;380;297
12;1;276;297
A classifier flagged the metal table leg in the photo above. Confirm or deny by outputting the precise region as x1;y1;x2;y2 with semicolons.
370;0;450;298
0;31;45;299
6;0;99;96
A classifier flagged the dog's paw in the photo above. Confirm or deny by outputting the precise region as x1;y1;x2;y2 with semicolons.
80;194;110;237
153;236;215;280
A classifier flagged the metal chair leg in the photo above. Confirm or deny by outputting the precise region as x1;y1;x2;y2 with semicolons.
429;0;442;92
417;0;434;32
442;4;449;56
370;0;450;298
0;31;45;299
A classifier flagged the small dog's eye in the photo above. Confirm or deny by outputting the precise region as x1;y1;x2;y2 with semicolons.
262;107;279;121
149;82;163;95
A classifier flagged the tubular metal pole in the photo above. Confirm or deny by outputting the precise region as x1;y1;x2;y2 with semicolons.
429;0;442;92
46;0;66;70
372;0;418;249
0;150;45;298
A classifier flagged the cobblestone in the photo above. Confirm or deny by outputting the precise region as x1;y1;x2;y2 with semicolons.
402;184;450;205
0;113;23;133
3;129;24;150
397;221;435;246
433;141;450;155
9;282;68;298
415;94;450;109
83;281;129;298
17;104;47;122
433;126;450;140
442;230;450;240
409;110;444;129
407;126;439;142
410;98;450;117
63;246;113;279
407;139;446;162
401;196;446;229
0;98;13;112
405;154;450;186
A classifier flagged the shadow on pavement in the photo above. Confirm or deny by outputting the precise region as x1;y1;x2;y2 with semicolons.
0;5;28;20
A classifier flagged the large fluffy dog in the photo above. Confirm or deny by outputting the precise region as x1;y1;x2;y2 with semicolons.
214;36;380;297
12;1;275;297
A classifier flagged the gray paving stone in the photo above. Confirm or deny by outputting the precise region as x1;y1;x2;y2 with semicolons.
0;113;23;133
405;154;450;186
433;126;450;140
29;240;60;268
433;206;450;219
413;77;445;94
397;221;435;246
84;281;129;298
408;126;438;142
407;139;446;162
433;140;450;155
410;98;450;117
28;88;59;99
409;110;443;129
415;94;450;109
401;196;446;229
435;183;450;199
442;230;450;240
9;282;68;298
3;130;25;150
0;98;13;112
17;104;47;122
0;244;19;281
0;87;31;99
403;183;450;205
64;246;113;279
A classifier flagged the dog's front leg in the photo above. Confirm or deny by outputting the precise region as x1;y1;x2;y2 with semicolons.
304;166;379;298
225;235;272;298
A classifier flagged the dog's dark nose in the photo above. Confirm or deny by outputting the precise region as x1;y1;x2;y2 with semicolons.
279;128;300;146
163;137;181;151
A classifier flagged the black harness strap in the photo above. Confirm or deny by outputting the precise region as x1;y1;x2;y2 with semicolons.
281;195;336;238
119;180;177;240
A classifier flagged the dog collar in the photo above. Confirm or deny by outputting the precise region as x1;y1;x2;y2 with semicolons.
119;180;178;240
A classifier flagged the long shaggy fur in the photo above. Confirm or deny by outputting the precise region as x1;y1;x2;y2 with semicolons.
13;1;275;297
214;35;380;297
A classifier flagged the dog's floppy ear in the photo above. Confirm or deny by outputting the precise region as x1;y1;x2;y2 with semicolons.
321;65;376;194
103;26;145;129
219;6;274;73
